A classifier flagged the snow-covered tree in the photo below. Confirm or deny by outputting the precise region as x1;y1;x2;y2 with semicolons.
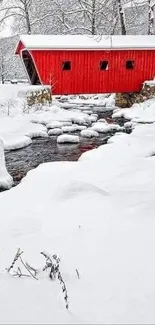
0;35;25;82
148;0;155;34
0;0;32;34
0;0;128;35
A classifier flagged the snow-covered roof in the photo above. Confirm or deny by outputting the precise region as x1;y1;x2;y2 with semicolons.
17;35;155;51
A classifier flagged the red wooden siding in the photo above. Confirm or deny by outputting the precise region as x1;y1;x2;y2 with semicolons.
27;49;155;95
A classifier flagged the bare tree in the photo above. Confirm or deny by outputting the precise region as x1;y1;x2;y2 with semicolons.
0;0;32;34
148;0;155;34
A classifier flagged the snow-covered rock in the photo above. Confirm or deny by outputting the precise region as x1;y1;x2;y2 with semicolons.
57;134;80;144
46;121;64;129
71;115;89;125
97;118;107;123
88;115;98;123
61;125;79;133
75;125;87;131
81;129;99;138
0;139;13;190
83;110;93;115
92;122;123;133
124;121;135;128
60;121;73;127
48;128;63;136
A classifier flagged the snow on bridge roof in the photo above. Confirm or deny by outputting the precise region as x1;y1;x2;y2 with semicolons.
17;35;155;51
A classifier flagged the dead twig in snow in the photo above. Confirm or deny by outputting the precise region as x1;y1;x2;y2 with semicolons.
41;251;69;309
25;262;38;277
7;248;23;273
76;269;80;279
13;267;30;278
19;256;38;280
7;249;69;310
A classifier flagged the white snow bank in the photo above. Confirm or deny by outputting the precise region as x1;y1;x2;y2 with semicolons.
57;134;80;143
0;116;48;150
25;131;48;139
0;84;51;117
0;139;13;189
81;129;99;138
0;84;51;101
4;135;32;151
112;98;155;123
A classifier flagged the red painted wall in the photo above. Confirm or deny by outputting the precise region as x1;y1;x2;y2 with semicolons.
27;49;155;95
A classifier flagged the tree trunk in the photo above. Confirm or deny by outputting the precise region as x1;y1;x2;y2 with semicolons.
1;51;5;84
91;0;96;35
24;0;31;34
118;0;126;35
148;0;155;34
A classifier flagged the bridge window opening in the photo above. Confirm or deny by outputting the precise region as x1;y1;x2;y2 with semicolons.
126;60;134;69
100;61;109;70
62;61;71;70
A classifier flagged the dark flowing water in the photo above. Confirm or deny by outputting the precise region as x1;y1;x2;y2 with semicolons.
5;134;110;185
4;106;131;187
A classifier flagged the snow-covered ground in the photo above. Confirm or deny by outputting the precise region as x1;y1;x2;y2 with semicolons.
0;120;155;323
1;84;155;323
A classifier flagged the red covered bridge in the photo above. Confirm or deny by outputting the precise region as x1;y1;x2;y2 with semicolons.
15;35;155;95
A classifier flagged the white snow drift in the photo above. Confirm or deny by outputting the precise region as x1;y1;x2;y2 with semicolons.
0;139;13;189
1;122;155;323
112;98;155;124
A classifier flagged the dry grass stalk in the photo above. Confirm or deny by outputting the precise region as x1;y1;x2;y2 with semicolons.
41;251;69;309
7;248;23;273
76;269;80;279
19;256;38;280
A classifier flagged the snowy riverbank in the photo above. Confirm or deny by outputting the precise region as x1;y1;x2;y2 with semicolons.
0;85;115;150
0;114;155;323
0;139;13;190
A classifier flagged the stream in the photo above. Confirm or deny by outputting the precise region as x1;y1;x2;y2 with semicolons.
5;107;131;187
